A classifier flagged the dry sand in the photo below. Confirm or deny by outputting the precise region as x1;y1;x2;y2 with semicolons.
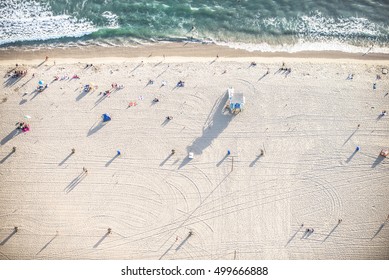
0;45;388;259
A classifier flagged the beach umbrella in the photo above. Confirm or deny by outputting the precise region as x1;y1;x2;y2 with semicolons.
38;80;44;85
102;113;111;122
24;115;31;119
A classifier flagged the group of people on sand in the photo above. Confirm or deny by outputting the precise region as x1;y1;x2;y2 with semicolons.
100;83;124;97
111;83;124;90
279;63;291;74
12;69;27;78
15;121;30;132
53;74;80;81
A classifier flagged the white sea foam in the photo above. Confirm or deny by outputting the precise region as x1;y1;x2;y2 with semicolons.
101;11;119;28
0;0;97;45
296;11;382;39
216;10;389;54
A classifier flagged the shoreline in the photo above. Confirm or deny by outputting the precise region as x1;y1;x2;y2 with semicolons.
1;42;389;65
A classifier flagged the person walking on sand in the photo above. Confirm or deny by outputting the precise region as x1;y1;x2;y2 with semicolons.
83;167;88;174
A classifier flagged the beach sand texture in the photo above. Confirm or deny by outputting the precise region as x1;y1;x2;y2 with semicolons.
0;52;388;259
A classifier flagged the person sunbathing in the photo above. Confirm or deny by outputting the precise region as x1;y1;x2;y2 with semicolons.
16;122;25;130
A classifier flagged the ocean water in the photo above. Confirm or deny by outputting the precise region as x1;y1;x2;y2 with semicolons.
1;0;389;53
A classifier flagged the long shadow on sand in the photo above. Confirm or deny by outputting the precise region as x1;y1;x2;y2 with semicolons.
3;76;22;87
129;61;143;74
371;223;386;240
106;154;119;167
186;92;233;156
92;94;108;109
371;155;385;168
0;228;17;246
179;93;233;169
30;89;42;100
64;172;87;193
76;90;88;101
345;150;358;163
159;239;176;260
285;224;304;247
161;118;171;127
87;121;107;137
58;153;73;166
175;233;192;251
0;149;16;164
1;129;20;146
249;155;262;167
216;153;229;167
36;232;58;255
93;232;110;248
178;156;193;169
342;128;358;146
20;76;34;88
257;72;269;82
322;223;340;243
160;153;173;167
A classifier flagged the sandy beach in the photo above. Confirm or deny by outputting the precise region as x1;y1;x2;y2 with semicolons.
0;45;388;260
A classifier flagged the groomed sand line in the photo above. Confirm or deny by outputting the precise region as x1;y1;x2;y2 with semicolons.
0;47;388;259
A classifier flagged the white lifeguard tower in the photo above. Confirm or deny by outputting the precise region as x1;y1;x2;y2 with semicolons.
226;87;245;114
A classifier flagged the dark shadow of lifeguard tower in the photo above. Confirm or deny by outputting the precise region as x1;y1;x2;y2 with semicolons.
182;88;245;168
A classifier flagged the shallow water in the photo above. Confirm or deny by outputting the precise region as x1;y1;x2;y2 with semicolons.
1;0;389;53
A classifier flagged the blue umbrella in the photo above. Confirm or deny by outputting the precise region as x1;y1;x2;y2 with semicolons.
38;80;44;85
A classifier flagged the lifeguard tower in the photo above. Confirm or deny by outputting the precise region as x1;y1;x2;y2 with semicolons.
226;87;245;114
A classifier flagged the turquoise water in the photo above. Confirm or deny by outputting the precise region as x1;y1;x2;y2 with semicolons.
1;0;389;52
